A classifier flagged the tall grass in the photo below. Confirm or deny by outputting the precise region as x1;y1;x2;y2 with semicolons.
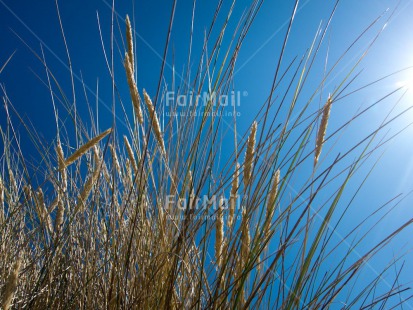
1;1;413;309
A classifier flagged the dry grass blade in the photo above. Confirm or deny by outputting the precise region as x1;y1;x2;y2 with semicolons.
0;50;16;75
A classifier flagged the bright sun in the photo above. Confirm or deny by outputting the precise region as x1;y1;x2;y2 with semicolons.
395;78;413;105
396;79;413;92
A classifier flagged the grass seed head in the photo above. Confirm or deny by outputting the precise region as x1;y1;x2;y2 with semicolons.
264;169;280;238
125;15;134;74
56;137;67;192
55;195;64;232
125;54;144;124
244;121;257;187
228;162;240;228
143;89;166;154
215;196;225;267
65;128;112;167
2;258;22;310
314;96;332;167
77;158;102;211
124;135;138;173
109;143;122;177
0;176;4;208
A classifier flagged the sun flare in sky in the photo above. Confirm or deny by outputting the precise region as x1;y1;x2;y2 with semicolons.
396;78;413;91
394;71;413;105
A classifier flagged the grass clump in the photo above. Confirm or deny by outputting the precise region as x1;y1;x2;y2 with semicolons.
1;1;413;309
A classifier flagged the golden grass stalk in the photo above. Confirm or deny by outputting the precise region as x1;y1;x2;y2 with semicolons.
109;143;122;177
125;53;144;124
103;164;111;187
215;197;224;267
263;169;280;238
23;185;32;201
49;197;58;213
125;158;133;186
187;170;195;207
94;146;111;185
77;158;102;211
124;136;138;173
143;89;166;154
65;128;112;167
314;96;332;167
228;163;240;228
256;255;261;275
125;15;134;74
56;137;67;192
241;209;251;262
0;177;4;223
237;208;250;305
187;170;193;193
8;168;17;196
36;189;52;232
55;194;64;232
243;121;257;187
2;258;21;310
0;176;4;208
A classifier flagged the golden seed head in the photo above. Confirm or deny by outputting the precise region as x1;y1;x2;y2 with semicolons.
109;143;122;177
228;162;240;228
143;89;166;154
267;169;280;215
125;15;134;74
56;138;67;192
0;176;4;207
215;196;225;267
55;193;64;232
2;258;22;310
77;155;102;211
263;169;280;239
125;54;144;124
244;121;257;187
65;128;112;167
124;136;138;173
314;96;332;167
240;207;251;269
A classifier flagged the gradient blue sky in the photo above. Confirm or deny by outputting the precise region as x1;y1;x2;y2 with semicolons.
1;0;413;306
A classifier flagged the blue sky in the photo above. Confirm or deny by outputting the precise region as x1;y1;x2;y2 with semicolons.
1;0;413;306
